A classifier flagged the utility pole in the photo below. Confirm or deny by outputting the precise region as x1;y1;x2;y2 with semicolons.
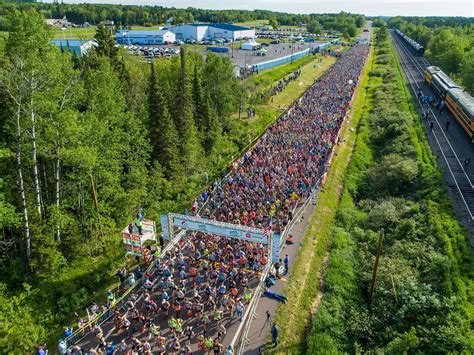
368;228;384;307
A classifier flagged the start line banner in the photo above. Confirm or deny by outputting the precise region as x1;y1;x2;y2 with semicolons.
168;213;268;245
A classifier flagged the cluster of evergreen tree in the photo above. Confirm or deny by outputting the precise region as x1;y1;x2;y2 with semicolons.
307;12;365;38
0;9;240;352
0;1;365;30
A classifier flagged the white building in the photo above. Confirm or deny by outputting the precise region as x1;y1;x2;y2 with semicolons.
168;23;255;41
241;39;261;50
45;16;72;28
51;40;97;57
115;30;176;45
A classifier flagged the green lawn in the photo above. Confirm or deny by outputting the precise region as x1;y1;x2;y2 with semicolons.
51;25;163;40
52;26;97;40
235;19;270;27
269;40;374;353
261;55;336;108
250;53;321;84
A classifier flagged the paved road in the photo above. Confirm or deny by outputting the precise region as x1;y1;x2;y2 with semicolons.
236;21;374;355
75;241;262;352
224;42;321;67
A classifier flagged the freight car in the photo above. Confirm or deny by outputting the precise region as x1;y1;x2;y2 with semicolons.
395;29;425;55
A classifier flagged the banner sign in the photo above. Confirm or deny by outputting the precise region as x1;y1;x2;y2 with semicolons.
122;233;143;256
170;213;268;244
140;219;156;242
271;233;281;262
121;218;156;256
160;214;170;240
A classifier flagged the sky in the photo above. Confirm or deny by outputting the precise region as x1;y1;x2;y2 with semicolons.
41;0;474;17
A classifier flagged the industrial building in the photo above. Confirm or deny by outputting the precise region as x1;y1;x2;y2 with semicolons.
51;39;97;57
115;30;176;45
114;23;254;45
168;23;255;41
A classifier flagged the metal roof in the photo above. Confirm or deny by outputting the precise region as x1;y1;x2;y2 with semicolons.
51;39;92;48
115;30;172;37
433;69;461;91
448;88;474;118
185;23;251;31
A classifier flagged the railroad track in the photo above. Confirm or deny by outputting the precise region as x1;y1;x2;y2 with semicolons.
391;31;474;220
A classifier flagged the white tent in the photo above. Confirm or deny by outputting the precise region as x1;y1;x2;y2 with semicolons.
241;39;261;50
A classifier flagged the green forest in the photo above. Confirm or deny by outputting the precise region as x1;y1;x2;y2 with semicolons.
0;0;365;36
0;1;473;352
0;8;254;351
385;16;474;94
308;26;473;353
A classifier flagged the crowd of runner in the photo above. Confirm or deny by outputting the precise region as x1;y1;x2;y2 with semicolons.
200;44;369;232
271;69;301;96
54;43;369;355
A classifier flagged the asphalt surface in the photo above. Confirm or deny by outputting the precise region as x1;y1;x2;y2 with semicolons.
75;248;261;352
222;42;322;67
236;22;374;354
391;31;474;241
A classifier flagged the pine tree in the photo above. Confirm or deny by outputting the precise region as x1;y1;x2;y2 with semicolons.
192;65;220;154
148;63;181;178
175;48;203;172
201;93;221;154
116;54;132;100
192;64;204;131
175;48;194;139
94;23;118;62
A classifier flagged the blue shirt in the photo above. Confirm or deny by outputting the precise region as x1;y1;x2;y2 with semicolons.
106;344;115;355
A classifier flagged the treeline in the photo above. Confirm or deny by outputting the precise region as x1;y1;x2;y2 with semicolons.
307;27;473;353
0;9;242;351
0;1;365;29
307;13;365;38
385;17;474;94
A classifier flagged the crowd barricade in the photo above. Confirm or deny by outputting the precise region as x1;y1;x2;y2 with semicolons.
65;229;186;349
252;48;310;73
235;45;371;355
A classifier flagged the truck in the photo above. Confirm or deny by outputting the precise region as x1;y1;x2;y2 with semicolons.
207;46;230;53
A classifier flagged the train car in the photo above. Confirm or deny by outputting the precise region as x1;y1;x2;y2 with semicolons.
424;66;474;138
424;66;460;96
394;29;425;55
446;88;474;138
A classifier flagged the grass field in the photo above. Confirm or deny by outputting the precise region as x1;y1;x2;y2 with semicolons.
52;26;97;40
51;25;158;40
268;39;374;353
232;53;336;124
235;19;270;27
261;55;335;109
250;53;324;86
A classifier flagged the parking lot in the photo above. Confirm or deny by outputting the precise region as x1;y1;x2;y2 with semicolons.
121;40;325;68
220;41;323;67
